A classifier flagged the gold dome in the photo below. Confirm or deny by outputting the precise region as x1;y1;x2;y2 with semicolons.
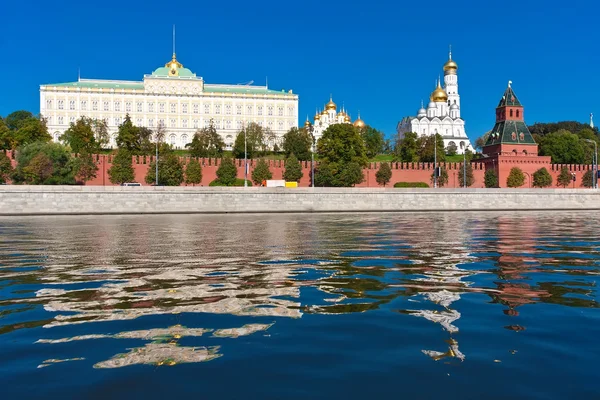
430;80;448;102
314;112;321;121
321;109;328;115
325;97;337;111
304;119;312;127
443;49;458;74
344;114;351;123
338;110;347;117
353;118;365;128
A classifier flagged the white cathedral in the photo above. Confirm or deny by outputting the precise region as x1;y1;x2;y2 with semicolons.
303;97;365;141
396;51;472;154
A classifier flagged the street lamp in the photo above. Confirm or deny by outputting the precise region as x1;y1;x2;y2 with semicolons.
244;122;248;188
583;139;597;189
463;146;467;188
154;124;165;186
434;133;438;188
307;125;315;188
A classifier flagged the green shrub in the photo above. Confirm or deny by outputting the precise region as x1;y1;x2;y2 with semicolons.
394;182;429;188
209;178;252;187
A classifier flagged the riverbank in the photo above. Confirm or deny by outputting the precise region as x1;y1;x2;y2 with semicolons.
0;186;598;215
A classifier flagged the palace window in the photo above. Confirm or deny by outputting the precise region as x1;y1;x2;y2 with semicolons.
236;105;242;115
149;119;154;127
215;104;221;114
159;119;165;127
58;100;64;110
183;119;188;128
137;102;143;112
236;120;243;130
149;103;155;113
114;117;121;126
170;103;176;113
46;99;52;109
278;121;284;130
258;106;263;116
247;105;253;114
193;103;199;114
204;120;210;128
288;107;294;116
159;103;165;113
115;102;121;112
170;134;176;146
193;119;198;129
92;101;98;111
267;120;273;128
104;101;110;111
225;105;232;115
258;121;263;127
278;107;284;116
183;103;188;114
126;102;132;112
181;134;189;146
136;118;142;126
69;100;75;110
204;104;210;114
225;120;232;129
267;106;273;116
58;116;64;125
170;119;176;128
81;100;87;111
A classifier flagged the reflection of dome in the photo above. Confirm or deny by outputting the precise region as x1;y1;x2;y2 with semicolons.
430;80;448;102
326;98;337;111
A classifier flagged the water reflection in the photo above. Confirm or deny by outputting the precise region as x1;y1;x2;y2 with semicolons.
0;212;599;378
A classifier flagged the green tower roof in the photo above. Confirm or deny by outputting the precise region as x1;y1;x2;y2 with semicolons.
484;120;537;146
497;86;522;107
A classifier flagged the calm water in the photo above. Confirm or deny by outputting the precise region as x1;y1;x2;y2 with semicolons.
0;212;599;399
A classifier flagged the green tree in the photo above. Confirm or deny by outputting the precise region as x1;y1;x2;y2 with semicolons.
376;162;392;186
316;124;367;187
394;131;419;162
484;169;498;188
4;111;52;148
418;134;446;163
251;158;272;185
538;130;586;164
13;142;75;184
282;127;312;161
458;163;475;187
72;152;98;184
529;121;599;137
232;123;267;159
0;118;13;150
146;152;184;186
61;117;108;154
185;159;203;186
360;125;385;159
507;167;525;188
0;152;13;183
115;115;153;154
532;167;553;188
186;121;225;158
216;157;238;185
446;142;458;156
283;154;303;182
581;170;593;188
430;167;449;187
108;149;135;184
475;132;491;151
557;166;572;188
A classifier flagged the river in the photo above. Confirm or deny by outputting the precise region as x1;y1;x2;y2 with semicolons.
0;212;599;399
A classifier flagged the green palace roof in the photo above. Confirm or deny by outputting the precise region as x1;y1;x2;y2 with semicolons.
43;81;144;90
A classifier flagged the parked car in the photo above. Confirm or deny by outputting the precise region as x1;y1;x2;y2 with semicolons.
120;182;142;187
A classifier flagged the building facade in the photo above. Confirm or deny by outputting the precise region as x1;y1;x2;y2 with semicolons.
40;53;299;149
396;52;472;154
304;97;365;141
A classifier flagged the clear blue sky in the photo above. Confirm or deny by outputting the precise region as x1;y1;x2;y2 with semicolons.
1;0;598;142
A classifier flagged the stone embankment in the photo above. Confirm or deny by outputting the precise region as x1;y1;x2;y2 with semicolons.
0;186;598;215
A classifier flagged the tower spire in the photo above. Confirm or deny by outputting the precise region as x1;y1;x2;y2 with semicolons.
449;44;452;60
172;25;176;57
591;113;595;129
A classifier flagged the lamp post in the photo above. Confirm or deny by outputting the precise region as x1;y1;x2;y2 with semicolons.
583;139;597;189
244;122;248;188
463;146;467;188
154;124;165;186
434;134;438;188
308;125;315;188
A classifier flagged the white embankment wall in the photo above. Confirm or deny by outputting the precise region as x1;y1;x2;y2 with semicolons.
0;186;598;215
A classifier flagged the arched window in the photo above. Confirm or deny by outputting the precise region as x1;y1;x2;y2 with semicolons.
510;109;514;117
181;134;189;147
169;134;176;146
460;141;465;149
516;110;520;118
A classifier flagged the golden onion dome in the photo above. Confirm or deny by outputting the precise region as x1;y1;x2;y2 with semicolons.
353;118;365;128
344;114;351;123
338;110;347;117
430;80;448;102
443;51;458;74
304;119;312;127
321;109;328;115
314;112;321;121
325;98;337;111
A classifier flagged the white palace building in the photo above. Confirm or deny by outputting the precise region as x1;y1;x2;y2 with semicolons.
396;51;472;154
40;53;298;149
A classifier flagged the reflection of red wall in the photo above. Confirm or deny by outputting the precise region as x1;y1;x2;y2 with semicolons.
2;150;594;188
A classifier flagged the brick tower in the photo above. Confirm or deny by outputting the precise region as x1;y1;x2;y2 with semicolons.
482;82;551;187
